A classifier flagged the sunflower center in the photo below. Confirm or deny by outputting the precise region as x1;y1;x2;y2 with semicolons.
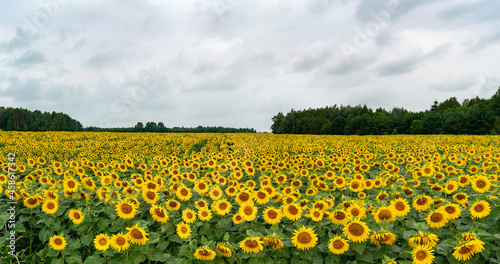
379;209;392;220
335;211;346;220
68;181;75;188
267;210;277;219
477;181;485;188
181;227;187;233
147;192;156;199
200;249;212;256
199;183;206;189
99;238;107;245
378;194;387;200
431;212;443;222
351;209;359;216
348;223;364;236
74;213;81;219
219;203;227;210
377;234;391;242
244;206;253;215
131;229;143;239
396;202;405;211
155;208;165;217
445;206;455;214
28;198;37;205
447;185;454;190
298;232;312;243
416;198;427;205
313;211;321;217
352;183;359;189
459;245;472;254
180;189;188;196
456;194;465;200
169;201;178;208
257;192;266;199
333;240;344;249
416;250;427;260
47;203;55;209
116;237;126;246
474;205;484;212
121;204;133;214
54;238;62;245
245;240;259;248
288;205;298;215
186;212;193;218
239;193;249;202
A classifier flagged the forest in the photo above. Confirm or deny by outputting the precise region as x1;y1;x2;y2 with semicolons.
85;122;256;133
0;107;83;131
271;87;500;135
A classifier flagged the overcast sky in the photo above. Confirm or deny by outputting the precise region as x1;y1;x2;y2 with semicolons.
1;0;499;132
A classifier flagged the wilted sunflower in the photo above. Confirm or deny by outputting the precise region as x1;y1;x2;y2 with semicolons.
94;233;111;251
263;206;282;225
49;235;67;251
182;208;197;224
412;245;435;264
453;192;469;206
408;233;439;248
452;240;483;261
126;223;149;245
216;243;232;257
343;220;370;243
194;247;216;261
42;200;59;215
149;205;169;223
370;231;396;245
469;200;491;219
115;201;137;220
110;233;130;252
176;222;191;239
328;236;349;255
263;235;284;249
283;203;302;221
23;195;42;209
68;209;84;224
240;237;263;254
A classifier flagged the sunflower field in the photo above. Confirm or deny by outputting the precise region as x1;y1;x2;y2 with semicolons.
1;132;500;264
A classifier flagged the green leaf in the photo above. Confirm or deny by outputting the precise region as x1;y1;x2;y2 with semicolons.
52;259;64;264
39;227;52;242
96;218;111;231
351;242;366;255
46;249;59;257
84;254;104;264
66;254;83;264
81;234;93;246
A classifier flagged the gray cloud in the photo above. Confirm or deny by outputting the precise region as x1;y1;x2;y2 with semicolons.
11;50;47;66
429;75;477;92
439;0;500;24
354;0;432;23
471;30;500;53
84;50;123;69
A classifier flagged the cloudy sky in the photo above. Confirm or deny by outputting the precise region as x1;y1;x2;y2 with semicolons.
0;0;499;132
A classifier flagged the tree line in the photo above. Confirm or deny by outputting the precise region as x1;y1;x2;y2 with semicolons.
85;122;256;133
0;107;83;131
271;87;500;135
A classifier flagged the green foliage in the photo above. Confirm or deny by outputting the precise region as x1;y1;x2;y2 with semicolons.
0;107;83;131
410;120;423;134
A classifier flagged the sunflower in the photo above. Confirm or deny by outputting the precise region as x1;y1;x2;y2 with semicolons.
426;209;449;229
166;199;181;211
115;201;137;220
149;205;169;223
94;233;111;251
469;200;491;219
240;237;263;254
370;231;396;245
283;203;302;221
413;195;432;212
176;222;191;239
263;206;282;225
349;179;364;192
49;235;67;251
452;241;483;261
232;213;244;225
307;208;324;222
237;202;257;221
453;192;469;206
235;191;252;205
375;191;389;202
217;243;232;257
143;190;159;205
263;235;284;249
330;209;350;226
328;236;349;255
194;199;208;210
193;180;209;195
42;200;59;214
209;186;223;201
441;203;461;220
254;190;270;205
68;209;84;224
444;180;458;194
292;226;318;250
195;247;216;261
212;199;232;216
343;220;370;243
390;198;410;217
182;208;197;224
198;207;213;221
63;177;79;193
373;206;396;224
471;175;491;193
23;195;42;209
126;223;149;245
110;233;130;252
408;233;439;248
346;203;367;219
412;245;435;264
